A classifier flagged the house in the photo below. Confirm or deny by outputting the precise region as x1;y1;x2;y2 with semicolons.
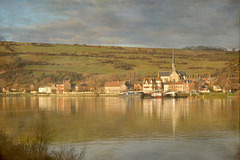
134;83;143;91
143;78;154;92
63;80;71;91
56;83;64;93
205;77;216;88
163;82;189;92
75;82;90;92
229;77;240;92
45;86;52;94
212;85;222;92
158;50;187;82
189;81;198;92
143;77;162;92
38;87;46;93
50;84;57;93
56;80;71;93
155;77;162;90
30;84;38;91
2;87;10;93
212;75;234;92
38;86;53;94
104;81;127;93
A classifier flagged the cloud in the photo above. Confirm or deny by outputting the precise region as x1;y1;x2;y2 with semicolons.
0;35;5;41
0;0;238;49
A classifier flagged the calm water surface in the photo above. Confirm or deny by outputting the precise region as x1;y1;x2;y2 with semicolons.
0;96;239;160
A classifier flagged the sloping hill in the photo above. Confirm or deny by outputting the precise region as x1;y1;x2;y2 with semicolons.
0;41;238;88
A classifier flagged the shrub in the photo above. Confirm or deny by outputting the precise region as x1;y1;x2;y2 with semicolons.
0;111;85;160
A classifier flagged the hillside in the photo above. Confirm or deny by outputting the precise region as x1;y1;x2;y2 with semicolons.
0;41;238;89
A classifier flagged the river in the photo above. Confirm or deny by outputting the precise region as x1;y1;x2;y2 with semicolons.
0;96;239;160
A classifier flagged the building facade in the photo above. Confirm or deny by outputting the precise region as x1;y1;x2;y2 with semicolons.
164;82;190;92
158;50;187;82
104;81;127;93
143;77;162;92
56;80;71;93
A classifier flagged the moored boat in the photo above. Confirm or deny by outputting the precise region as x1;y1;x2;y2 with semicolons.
141;91;188;99
119;91;140;97
163;91;179;98
141;92;153;98
151;92;162;98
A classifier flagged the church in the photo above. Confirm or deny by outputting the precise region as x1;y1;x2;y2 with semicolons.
158;50;187;82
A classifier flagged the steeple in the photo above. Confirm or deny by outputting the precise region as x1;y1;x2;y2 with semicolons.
172;49;176;72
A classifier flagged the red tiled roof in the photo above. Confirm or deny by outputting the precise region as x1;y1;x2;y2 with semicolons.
104;81;124;87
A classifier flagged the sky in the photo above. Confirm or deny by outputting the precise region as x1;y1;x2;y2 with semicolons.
0;0;239;49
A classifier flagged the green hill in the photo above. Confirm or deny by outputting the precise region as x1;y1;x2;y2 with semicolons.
0;41;238;89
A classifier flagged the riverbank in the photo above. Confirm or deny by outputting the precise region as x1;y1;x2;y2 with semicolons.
0;93;119;97
0;92;238;99
0;92;132;98
188;92;238;98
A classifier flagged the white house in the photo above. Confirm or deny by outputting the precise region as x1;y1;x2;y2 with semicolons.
38;86;53;94
143;77;162;92
38;87;46;93
212;85;222;92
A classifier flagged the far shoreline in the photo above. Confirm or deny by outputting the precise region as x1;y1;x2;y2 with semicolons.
0;92;238;99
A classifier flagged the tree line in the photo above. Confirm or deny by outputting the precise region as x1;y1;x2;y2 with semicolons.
183;46;227;51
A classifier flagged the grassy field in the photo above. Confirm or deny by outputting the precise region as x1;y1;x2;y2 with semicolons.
13;43;126;54
0;41;238;87
0;46;11;53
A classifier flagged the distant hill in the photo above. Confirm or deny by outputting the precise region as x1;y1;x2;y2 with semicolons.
183;46;227;51
0;41;238;89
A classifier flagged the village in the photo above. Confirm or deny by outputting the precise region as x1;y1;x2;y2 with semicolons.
1;52;238;97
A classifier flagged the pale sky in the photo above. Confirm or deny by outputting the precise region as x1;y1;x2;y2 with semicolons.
0;0;239;49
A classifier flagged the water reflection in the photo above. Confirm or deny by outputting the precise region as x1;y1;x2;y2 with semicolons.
0;96;239;160
0;97;238;141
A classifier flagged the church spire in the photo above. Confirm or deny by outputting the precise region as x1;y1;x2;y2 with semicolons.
172;49;176;72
